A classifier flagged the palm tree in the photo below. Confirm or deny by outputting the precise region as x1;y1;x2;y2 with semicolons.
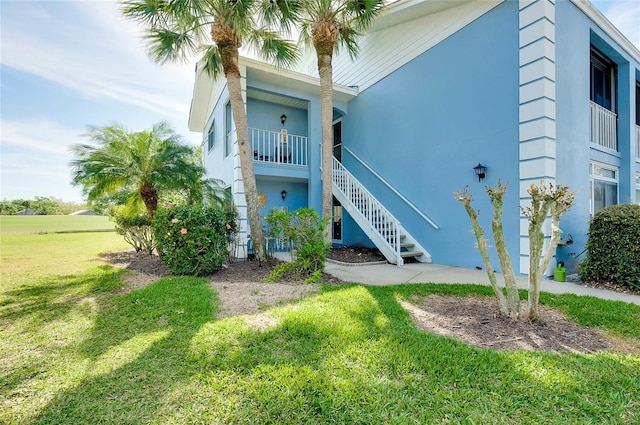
266;0;384;236
70;121;205;219
121;0;299;260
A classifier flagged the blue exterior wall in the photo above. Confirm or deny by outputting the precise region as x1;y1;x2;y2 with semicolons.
340;0;520;271
555;0;640;272
245;79;327;214
256;179;308;218
247;98;309;137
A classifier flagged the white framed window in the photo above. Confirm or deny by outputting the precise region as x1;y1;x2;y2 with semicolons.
207;120;215;152
635;173;640;205
590;161;618;215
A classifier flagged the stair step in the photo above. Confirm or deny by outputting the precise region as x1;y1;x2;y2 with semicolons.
401;251;423;258
401;243;415;249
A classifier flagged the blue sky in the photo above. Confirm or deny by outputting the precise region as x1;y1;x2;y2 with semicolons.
1;0;639;203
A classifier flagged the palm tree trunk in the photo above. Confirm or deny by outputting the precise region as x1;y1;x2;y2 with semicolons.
140;184;158;219
220;47;266;260
317;51;334;242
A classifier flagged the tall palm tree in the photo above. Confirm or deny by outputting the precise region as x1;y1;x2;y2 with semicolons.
121;0;299;260
266;0;384;237
70;121;205;219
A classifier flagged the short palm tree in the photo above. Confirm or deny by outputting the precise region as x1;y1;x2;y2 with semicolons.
121;0;299;260
70;121;205;219
266;0;384;235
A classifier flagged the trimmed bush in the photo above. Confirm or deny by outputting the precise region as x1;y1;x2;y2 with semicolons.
154;204;238;276
112;211;155;255
264;209;293;255
265;208;331;283
580;204;640;289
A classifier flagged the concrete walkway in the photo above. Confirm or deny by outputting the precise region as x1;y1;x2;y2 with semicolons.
287;253;640;306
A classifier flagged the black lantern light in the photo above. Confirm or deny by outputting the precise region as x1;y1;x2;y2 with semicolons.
281;190;287;200
280;114;287;125
473;163;486;182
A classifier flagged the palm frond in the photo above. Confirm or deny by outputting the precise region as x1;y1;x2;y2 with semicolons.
197;45;224;77
248;29;300;68
120;0;171;27
259;0;301;34
146;29;199;63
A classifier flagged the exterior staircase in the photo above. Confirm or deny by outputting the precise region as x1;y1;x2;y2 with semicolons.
332;158;431;265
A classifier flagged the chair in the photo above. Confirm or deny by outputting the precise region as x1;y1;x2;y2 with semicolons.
277;146;291;163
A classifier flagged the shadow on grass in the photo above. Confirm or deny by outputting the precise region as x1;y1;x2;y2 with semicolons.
0;265;125;325
28;276;216;424
26;282;640;424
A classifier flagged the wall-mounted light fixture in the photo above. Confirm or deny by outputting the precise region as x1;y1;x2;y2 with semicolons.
473;163;487;182
280;114;287;125
281;190;287;201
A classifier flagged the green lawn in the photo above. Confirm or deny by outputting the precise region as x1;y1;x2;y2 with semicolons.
0;215;128;283
1;216;639;424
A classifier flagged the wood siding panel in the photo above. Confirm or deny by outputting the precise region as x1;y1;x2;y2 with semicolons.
330;1;503;91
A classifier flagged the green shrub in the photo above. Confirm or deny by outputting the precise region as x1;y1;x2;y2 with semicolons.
580;204;640;289
112;211;155;255
265;208;330;283
154;204;238;276
264;209;293;255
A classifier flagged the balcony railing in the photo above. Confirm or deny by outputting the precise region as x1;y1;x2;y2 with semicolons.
636;125;640;159
590;101;617;151
250;128;308;166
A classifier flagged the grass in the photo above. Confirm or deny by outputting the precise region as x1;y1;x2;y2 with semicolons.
1;216;639;424
0;215;128;283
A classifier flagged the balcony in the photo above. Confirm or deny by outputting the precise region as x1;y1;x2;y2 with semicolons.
250;128;308;167
590;101;617;151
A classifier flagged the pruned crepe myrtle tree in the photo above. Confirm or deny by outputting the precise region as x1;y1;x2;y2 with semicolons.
455;181;576;320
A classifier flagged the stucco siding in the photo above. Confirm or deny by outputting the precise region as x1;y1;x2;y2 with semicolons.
555;0;640;273
341;0;520;271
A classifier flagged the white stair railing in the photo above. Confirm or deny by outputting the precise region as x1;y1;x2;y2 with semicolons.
332;158;404;264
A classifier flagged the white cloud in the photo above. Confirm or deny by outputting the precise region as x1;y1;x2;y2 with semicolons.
597;0;640;50
1;1;196;120
0;119;84;201
0;118;83;156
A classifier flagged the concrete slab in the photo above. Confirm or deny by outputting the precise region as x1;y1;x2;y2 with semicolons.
321;258;640;306
272;253;640;305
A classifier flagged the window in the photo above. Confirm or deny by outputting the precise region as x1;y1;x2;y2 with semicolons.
590;162;618;215
635;174;640;205
590;47;617;112
207;121;215;152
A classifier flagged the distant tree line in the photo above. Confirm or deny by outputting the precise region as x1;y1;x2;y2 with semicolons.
0;197;91;215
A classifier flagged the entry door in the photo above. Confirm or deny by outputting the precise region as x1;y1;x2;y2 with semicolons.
332;196;342;243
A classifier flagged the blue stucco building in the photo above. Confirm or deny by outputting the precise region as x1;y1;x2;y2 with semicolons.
189;0;640;275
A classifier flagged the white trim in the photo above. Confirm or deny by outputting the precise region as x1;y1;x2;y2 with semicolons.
569;0;640;64
589;160;619;215
518;0;557;275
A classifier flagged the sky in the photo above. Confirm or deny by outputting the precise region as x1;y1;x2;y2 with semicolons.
1;1;639;203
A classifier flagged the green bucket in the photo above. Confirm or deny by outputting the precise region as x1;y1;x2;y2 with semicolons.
554;267;566;282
